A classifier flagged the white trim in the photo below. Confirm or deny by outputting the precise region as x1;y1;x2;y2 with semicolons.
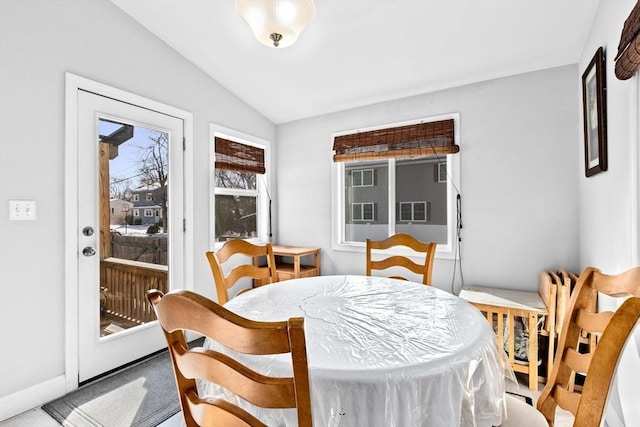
0;375;66;421
331;161;346;249
209;124;272;249
64;73;80;393
64;72;194;391
388;158;397;235
182;110;194;298
632;76;639;266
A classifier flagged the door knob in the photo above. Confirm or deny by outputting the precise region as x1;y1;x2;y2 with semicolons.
82;247;96;257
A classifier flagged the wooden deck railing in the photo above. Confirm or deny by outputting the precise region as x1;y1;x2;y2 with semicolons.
100;257;168;324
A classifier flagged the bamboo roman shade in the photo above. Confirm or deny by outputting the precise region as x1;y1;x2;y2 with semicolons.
332;119;458;162
215;137;265;174
615;1;640;80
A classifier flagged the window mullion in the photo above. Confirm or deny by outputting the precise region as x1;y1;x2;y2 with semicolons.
388;158;396;235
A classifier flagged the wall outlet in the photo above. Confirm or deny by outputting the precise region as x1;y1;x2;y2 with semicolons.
8;200;36;221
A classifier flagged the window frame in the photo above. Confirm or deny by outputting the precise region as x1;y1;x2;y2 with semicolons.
209;124;271;250
331;113;460;259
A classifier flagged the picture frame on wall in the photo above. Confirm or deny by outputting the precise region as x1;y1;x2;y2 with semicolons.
582;46;608;177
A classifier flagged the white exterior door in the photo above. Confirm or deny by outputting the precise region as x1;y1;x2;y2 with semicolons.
76;89;185;382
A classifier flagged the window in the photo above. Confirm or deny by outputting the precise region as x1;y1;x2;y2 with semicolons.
332;114;460;258
352;202;375;221
399;201;428;222
146;193;153;201
438;163;447;183
352;169;374;187
210;125;271;246
144;209;154;217
133;194;139;202
133;209;139;217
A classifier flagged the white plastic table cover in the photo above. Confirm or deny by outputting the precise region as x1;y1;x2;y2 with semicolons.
199;275;510;427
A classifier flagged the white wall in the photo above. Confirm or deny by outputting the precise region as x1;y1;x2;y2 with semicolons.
276;65;581;293
578;2;639;426
579;1;638;274
0;0;275;416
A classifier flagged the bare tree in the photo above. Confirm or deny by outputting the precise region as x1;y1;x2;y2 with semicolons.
214;170;256;190
139;131;169;233
109;176;133;200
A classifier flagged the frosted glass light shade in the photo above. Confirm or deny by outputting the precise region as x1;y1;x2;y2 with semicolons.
236;0;316;48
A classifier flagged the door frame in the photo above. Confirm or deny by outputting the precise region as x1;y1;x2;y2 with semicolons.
64;72;193;392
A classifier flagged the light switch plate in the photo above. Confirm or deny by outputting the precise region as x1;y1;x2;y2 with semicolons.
8;200;36;221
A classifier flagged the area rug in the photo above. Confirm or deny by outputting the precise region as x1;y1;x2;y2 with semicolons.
42;350;180;427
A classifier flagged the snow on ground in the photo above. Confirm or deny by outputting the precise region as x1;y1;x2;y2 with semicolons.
110;224;166;236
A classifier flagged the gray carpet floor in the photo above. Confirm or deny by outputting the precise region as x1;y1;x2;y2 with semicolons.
42;351;179;427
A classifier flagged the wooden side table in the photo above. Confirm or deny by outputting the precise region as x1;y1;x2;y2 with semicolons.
459;286;550;390
255;245;321;285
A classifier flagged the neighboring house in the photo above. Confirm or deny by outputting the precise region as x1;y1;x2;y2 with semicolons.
345;159;447;242
109;199;134;225
130;184;165;225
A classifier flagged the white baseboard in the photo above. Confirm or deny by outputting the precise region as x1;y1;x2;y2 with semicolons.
0;375;67;422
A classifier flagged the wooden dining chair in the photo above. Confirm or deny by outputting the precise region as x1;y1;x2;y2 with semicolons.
556;268;595;392
366;233;437;285
205;239;278;304
537;271;558;378
146;289;312;427
501;266;640;427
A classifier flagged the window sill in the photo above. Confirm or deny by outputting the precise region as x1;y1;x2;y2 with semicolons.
331;241;456;260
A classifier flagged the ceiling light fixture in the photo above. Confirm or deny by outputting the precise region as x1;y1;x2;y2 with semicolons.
236;0;316;48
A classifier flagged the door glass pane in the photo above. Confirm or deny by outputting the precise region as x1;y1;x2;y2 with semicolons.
396;159;447;243
98;118;169;337
344;161;388;242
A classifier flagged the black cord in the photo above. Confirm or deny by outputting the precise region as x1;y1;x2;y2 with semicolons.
268;199;273;241
424;134;464;294
451;193;464;295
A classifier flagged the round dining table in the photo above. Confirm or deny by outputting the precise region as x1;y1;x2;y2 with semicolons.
200;275;510;427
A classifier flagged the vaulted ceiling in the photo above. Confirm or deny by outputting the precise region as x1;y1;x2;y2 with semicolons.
112;0;600;124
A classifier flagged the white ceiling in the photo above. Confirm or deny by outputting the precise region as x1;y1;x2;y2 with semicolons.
111;0;599;125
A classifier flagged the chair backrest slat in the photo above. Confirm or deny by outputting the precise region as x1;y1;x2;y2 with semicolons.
575;309;613;335
563;347;591;375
